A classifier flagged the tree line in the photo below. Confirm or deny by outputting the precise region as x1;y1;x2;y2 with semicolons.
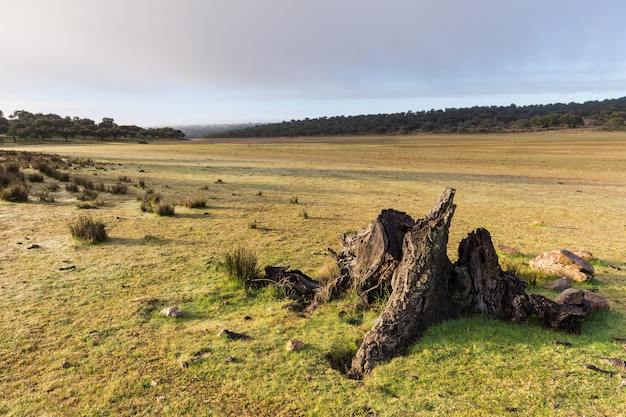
208;97;626;138
0;110;184;142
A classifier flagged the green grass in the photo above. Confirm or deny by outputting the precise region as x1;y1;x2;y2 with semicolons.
1;132;626;416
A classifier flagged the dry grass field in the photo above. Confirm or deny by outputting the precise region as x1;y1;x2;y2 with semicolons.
1;131;625;416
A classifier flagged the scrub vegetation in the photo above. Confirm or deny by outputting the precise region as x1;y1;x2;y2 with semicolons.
1;131;625;416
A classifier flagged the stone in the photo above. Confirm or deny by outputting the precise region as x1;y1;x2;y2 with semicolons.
285;340;305;351
529;250;594;282
542;278;572;292
572;249;594;260
497;245;519;256
59;360;70;368
160;306;182;318
554;288;609;312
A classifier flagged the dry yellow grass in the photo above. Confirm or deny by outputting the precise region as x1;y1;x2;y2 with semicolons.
1;131;625;416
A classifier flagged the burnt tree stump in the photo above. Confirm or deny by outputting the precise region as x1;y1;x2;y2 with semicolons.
263;266;322;300
348;188;458;379
454;228;528;322
322;209;415;303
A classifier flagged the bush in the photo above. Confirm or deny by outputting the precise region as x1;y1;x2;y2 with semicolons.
182;195;207;208
65;183;79;192
290;196;299;204
110;183;128;194
72;176;94;190
0;184;29;202
46;182;59;192
223;247;261;293
76;196;104;209
68;216;107;244
27;173;44;183
118;176;131;183
77;189;98;201
37;192;55;202
0;164;24;188
139;190;163;213
154;201;175;216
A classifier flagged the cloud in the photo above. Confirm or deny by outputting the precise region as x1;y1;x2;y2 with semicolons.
2;0;626;124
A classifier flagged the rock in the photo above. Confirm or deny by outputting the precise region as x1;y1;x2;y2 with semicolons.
285;340;305;351
156;396;166;402
150;379;158;386
542;278;572;291
572;250;594;260
529;250;594;282
554;288;609;312
59;360;71;368
497;245;519;256
225;355;236;362
218;329;250;340
160;306;182;318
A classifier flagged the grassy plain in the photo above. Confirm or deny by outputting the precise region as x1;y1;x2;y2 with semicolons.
1;131;626;416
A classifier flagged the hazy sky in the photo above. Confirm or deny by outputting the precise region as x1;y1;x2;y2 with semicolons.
2;0;626;126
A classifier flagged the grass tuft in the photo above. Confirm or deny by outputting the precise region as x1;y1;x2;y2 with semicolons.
110;183;128;194
182;195;207;209
223;247;261;293
154;201;175;216
68;216;107;244
27;173;44;183
0;184;29;202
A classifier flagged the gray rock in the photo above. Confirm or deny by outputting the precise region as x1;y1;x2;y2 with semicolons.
160;306;182;318
530;250;594;282
554;288;609;312
542;278;572;291
285;340;305;351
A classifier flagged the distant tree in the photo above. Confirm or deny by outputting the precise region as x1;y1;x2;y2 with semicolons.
0;110;8;134
75;118;96;139
98;117;119;140
560;113;584;128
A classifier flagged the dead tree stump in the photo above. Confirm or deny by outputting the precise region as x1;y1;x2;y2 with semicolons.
348;188;457;379
322;209;415;303
454;228;528;322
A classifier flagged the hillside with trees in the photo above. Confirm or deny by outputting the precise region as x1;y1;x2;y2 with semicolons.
208;97;626;138
0;110;184;142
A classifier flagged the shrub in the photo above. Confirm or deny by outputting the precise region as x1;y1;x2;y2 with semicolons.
72;176;94;190
138;190;162;213
28;173;44;183
138;178;146;188
68;216;107;244
95;182;107;192
0;184;29;202
0;164;24;188
223;247;261;292
182;195;207;208
298;209;309;219
37;192;55;202
77;196;104;209
248;220;258;229
154;201;175;216
110;183;128;194
56;172;70;182
77;189;98;201
290;196;299;204
118;176;131;183
46;182;59;192
65;183;79;192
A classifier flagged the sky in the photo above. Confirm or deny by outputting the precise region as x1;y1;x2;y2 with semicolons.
2;0;626;127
